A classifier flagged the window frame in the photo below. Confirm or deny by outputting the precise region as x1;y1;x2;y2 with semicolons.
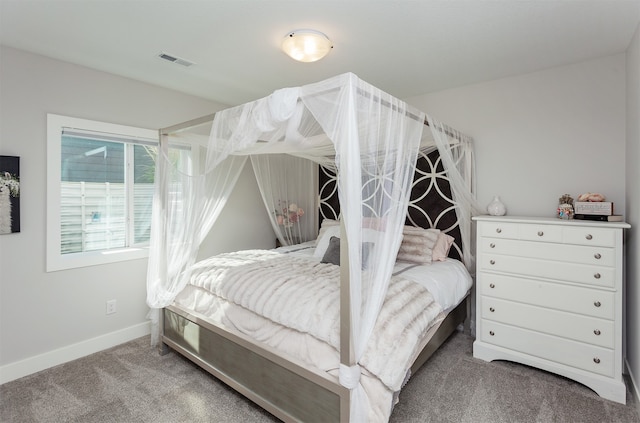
47;114;159;272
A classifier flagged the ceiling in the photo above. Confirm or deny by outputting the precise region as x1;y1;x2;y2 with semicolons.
1;0;639;107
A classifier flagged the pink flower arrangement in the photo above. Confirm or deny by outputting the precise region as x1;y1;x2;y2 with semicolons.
276;202;304;227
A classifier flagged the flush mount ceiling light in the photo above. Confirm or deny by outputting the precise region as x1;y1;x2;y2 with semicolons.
281;29;333;63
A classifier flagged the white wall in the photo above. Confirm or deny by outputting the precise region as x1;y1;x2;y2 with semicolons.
198;161;276;261
406;54;627;217
625;22;640;407
406;53;636;399
0;46;274;382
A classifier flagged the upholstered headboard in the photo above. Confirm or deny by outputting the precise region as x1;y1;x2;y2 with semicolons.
318;148;463;261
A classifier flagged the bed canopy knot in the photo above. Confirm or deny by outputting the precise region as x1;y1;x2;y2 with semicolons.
339;363;361;389
252;87;300;133
269;87;300;121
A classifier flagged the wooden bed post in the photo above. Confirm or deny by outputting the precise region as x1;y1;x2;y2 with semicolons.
339;219;354;421
158;308;170;356
156;127;171;357
339;219;354;365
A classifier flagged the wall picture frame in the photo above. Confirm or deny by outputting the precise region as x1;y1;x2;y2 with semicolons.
0;155;20;234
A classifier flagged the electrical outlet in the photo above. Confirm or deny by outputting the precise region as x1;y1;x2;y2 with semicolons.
106;299;117;315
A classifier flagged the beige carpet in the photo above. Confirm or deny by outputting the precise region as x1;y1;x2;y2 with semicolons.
1;331;638;422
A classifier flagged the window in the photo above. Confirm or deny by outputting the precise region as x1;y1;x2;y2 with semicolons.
47;114;168;271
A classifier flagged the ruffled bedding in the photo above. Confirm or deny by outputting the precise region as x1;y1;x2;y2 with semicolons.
172;247;472;421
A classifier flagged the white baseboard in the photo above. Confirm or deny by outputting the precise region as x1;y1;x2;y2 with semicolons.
0;322;150;385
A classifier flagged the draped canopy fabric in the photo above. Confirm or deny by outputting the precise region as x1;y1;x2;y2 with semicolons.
250;154;318;247
146;72;481;421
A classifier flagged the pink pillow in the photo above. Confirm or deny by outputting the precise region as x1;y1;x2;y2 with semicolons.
432;232;455;261
397;227;439;264
362;217;387;231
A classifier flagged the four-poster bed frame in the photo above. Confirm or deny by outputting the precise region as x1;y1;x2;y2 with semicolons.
152;74;476;422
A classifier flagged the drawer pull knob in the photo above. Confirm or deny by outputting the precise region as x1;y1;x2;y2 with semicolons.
489;331;495;336
586;234;593;240
490;259;496;265
593;357;601;364
537;231;544;236
489;307;495;312
490;243;495;248
489;283;495;289
594;301;602;307
496;228;502;234
594;329;601;336
594;253;601;259
594;273;601;279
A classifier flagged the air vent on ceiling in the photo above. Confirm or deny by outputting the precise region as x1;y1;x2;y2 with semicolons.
157;52;195;67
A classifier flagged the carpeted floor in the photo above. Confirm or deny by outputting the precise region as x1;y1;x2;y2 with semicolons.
1;331;638;422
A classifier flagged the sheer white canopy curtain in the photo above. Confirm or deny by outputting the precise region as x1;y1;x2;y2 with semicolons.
146;140;248;342
146;72;479;422
427;117;485;271
251;154;317;246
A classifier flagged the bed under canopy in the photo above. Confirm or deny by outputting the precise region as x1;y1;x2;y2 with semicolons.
146;72;482;422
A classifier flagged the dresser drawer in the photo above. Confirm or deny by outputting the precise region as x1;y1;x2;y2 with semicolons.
480;254;616;288
480;221;562;243
480;221;519;239
480;238;615;267
481;297;614;348
564;226;615;247
480;321;614;377
479;274;614;320
518;223;562;243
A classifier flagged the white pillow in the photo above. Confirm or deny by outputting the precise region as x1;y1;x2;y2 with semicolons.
321;219;340;228
314;225;341;258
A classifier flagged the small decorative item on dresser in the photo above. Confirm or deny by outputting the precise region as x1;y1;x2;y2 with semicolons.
557;193;574;220
577;192;606;202
574;192;614;217
487;196;506;216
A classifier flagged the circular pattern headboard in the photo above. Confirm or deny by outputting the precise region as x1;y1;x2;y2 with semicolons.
318;148;463;261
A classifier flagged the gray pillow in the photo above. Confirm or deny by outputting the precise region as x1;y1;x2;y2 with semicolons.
320;236;374;269
321;236;341;265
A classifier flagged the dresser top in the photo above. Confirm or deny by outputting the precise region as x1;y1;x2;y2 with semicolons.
472;215;630;229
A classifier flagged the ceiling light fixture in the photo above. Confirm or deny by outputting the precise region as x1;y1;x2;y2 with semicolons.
281;29;333;63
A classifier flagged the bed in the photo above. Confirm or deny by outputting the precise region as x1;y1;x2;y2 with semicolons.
147;73;480;422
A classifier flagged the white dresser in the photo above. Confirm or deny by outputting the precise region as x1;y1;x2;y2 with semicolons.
472;215;630;404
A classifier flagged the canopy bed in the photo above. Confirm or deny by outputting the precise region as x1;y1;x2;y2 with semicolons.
146;73;482;422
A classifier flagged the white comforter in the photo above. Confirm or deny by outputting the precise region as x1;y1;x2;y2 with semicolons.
173;249;469;421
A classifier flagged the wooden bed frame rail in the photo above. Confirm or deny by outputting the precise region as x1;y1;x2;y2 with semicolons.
162;295;469;422
162;305;350;422
411;294;470;374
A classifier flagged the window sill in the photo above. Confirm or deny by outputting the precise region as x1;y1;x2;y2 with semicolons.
46;246;149;272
